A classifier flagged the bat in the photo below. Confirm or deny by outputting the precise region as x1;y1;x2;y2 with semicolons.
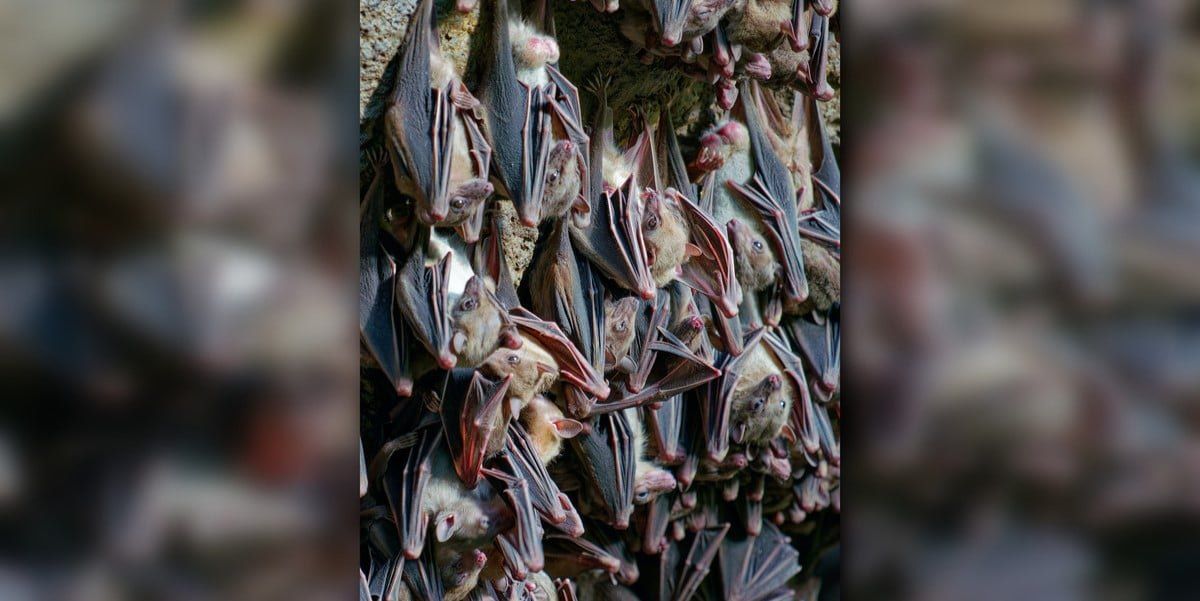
797;92;841;251
724;0;791;54
450;275;522;368
384;0;493;228
395;226;456;371
435;545;489;601
486;466;546;578
625;407;680;505
717;522;802;600
401;548;444;601
637;491;676;554
374;423;441;559
749;88;814;212
806;12;835;101
497;422;585;536
510;306;610;400
735;473;766;535
471;210;522;309
567;410;636;528
439;368;513;488
570;75;656;300
361;155;414;396
786;303;839;403
785;0;810;52
726;80;809;308
645;393;686;464
521;220;606;390
604;296;643;376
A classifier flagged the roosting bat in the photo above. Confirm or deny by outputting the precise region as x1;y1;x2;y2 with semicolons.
658;108;742;319
806;11;835;101
361;157;414;396
787;303;839;403
451;275;522;368
385;0;493;229
510;307;610;400
570;76;656;300
726;80;810;307
651;524;729;600
568;410;636;528
439;368;513;488
395;226;456;371
476;0;591;228
496;422;585;536
797;92;841;250
485;466;546;578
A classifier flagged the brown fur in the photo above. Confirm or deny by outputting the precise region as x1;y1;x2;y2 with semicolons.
729;343;793;446
450;277;506;367
642;192;691;287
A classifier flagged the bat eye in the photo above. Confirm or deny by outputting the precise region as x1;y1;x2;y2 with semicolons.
459;297;477;312
506;353;520;365
752;240;764;252
548;170;560;184
646;215;659;230
451;196;466;210
615;321;627;333
752;399;764;411
779;399;786;409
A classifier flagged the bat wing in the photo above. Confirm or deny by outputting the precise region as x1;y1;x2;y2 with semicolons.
601;325;720;412
543;533;623;577
674;524;731;601
646;394;685;464
567;411;636;528
806;12;834;101
361;168;413;395
639;491;676;555
395;241;456;370
472;211;522;309
499;422;585;536
457;108;495;243
735;473;765;535
510;307;609;400
786;304;839;402
657;100;696;200
717;522;802;601
798;93;841;251
570;89;656;300
523;221;605;374
556;579;579;601
546;65;592;213
478;0;548;227
652;0;695;46
728;81;809;306
676;191;742;318
401;544;444;601
486;467;546;578
379;426;442;559
440;369;512;489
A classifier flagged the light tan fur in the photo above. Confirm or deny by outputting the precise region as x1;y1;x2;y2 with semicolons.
729;343;794;445
521;396;570;465
643;195;691;287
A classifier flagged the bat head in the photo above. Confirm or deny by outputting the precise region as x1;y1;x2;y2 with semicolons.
603;297;641;369
444;179;493;228
727;219;781;292
641;189;690;286
436;546;487;592
540;140;583;223
454;0;477;12
479;342;558;403
633;467;677;505
510;21;560;71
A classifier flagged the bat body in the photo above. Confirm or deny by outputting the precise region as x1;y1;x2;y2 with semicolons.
423;448;510;548
385;0;492;228
800;238;839;312
436;545;489;601
641;188;693;287
727;342;791;447
479;338;560;416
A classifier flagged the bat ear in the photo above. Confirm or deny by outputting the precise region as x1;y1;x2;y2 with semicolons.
553;418;585;439
780;424;797;445
536;361;556;376
435;511;459;542
685;243;704;258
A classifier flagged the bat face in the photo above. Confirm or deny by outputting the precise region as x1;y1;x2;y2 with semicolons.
436;545;487;595
604;297;641;372
730;372;789;447
539;140;583;223
443;179;494;229
727;218;781;293
451;275;518;367
478;341;558;408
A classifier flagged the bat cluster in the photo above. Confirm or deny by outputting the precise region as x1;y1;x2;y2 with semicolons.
361;0;838;599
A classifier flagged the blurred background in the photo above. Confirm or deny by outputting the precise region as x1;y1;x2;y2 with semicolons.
847;0;1200;599
2;0;1199;599
0;1;359;599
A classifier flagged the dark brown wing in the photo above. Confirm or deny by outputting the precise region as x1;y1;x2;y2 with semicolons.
457;110;495;243
510;307;610;400
717;522;802;601
379;426;442;559
486;467;546;578
395;234;456;370
646;394;685;464
384;0;438;214
361;166;412;395
440;369;512;489
543;533;623;577
568;411;636;529
477;0;547;227
499;422;585;536
675;524;730;601
401;544;444;600
786;304;839;403
675;191;743;319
